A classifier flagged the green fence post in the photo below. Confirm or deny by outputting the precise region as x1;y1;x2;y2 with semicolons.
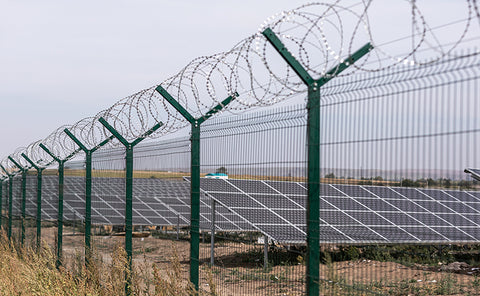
155;85;238;290
84;150;92;260
21;153;45;252
8;177;13;241
0;165;14;242
98;117;163;296
39;143;80;268
0;178;4;231
8;156;28;247
36;169;43;250
190;122;200;285
64;128;113;267
57;161;64;267
0;178;7;234
21;171;26;244
262;27;372;296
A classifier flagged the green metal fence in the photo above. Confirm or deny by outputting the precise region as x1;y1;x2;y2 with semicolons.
0;3;479;294
0;51;480;295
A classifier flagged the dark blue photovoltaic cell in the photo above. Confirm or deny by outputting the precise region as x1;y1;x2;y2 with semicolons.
436;213;477;226
401;227;447;241
419;189;452;201
320;184;346;196
356;198;399;212
227;179;277;194
391;188;427;200
274;209;304;225
251;194;302;209
411;213;450;226
414;200;454;213
234;209;285;224
387;199;424;212
364;186;406;199
335;226;385;241
323;196;368;211
462;214;480;225
320;211;358;225
376;212;422;226
319;226;351;242
334;185;376;198
439;202;478;214
348;211;393;226
431;227;474;241
370;227;416;241
444;190;480;202
209;192;261;208
459;227;480;239
265;181;306;195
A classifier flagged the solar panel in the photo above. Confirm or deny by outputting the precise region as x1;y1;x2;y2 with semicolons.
197;178;480;244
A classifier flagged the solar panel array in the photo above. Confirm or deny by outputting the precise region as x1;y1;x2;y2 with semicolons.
19;176;248;231
9;175;480;244
198;178;480;244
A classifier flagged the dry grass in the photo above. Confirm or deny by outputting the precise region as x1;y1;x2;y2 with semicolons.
0;230;215;296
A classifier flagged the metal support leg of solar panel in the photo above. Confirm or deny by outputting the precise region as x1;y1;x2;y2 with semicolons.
98;117;163;296
155;85;238;291
22;153;45;252
39;143;79;268
64;128;113;266
8;156;28;247
262;27;373;296
0;164;15;241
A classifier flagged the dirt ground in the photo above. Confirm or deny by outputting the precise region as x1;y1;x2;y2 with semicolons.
33;226;480;296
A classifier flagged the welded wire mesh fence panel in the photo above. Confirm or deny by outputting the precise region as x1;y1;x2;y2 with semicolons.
131;137;191;294
41;172;59;251
314;53;480;295
11;175;22;245
62;161;86;269
91;145;126;268
198;106;308;295
25;173;37;249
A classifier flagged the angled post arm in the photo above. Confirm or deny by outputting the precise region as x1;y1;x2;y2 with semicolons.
131;122;164;147
39;144;60;163
7;156;27;172
98;118;129;146
197;92;239;125
155;86;196;123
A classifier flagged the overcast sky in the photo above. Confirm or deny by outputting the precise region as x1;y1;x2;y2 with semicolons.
0;0;478;160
